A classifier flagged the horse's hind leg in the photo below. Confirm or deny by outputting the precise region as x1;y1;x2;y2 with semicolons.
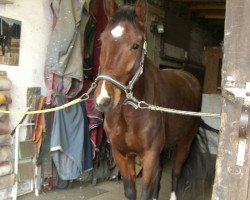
141;151;162;200
171;133;196;200
7;45;11;56
152;152;164;199
112;148;136;200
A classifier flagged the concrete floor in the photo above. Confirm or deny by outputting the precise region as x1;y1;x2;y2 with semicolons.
18;163;172;200
17;138;215;200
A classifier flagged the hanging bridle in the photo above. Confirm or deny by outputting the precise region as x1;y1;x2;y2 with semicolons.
95;40;147;108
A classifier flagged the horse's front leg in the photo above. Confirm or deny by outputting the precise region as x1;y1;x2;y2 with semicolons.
8;45;11;57
112;148;136;200
1;45;5;56
141;151;162;200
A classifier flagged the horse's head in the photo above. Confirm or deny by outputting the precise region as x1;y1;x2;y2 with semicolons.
95;0;147;112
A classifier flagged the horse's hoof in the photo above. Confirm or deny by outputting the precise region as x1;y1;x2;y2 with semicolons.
170;192;177;200
109;173;121;182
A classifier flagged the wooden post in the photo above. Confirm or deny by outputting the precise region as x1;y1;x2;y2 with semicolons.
212;0;250;199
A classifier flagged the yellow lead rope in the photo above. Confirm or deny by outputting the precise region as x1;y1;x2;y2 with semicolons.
0;98;82;115
0;82;95;115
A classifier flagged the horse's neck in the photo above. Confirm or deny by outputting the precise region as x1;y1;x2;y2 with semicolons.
133;58;156;101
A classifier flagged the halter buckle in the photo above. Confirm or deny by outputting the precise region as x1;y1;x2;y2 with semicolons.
143;41;147;54
126;90;133;99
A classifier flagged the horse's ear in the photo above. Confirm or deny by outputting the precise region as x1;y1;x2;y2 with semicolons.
103;0;118;20
134;0;147;27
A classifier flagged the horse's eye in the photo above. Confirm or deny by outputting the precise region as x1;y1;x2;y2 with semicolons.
132;43;140;50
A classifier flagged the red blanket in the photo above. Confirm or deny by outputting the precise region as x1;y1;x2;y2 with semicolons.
82;80;103;159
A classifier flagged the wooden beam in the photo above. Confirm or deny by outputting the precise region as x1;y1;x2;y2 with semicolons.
174;0;225;3
196;10;225;19
148;4;165;18
212;0;250;199
203;15;225;19
207;19;225;25
190;2;225;10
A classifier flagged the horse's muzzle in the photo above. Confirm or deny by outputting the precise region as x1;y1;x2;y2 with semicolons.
95;96;113;112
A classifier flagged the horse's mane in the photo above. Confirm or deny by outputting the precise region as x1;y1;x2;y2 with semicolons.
110;5;136;25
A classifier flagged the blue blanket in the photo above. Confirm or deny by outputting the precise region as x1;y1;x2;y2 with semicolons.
51;95;93;180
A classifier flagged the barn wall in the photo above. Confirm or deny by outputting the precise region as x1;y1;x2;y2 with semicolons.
189;21;222;136
164;1;191;51
189;22;219;65
147;2;221;133
0;0;51;130
146;7;184;69
191;24;222;134
213;0;250;198
0;0;51;197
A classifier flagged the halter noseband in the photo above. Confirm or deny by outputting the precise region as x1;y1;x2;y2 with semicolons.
95;40;147;106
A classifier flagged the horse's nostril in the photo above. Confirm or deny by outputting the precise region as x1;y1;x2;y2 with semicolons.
95;96;112;112
102;97;112;108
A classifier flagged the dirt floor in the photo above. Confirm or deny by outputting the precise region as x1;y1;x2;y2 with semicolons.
18;162;172;200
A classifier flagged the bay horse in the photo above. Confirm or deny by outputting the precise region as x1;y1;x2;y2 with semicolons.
94;0;201;199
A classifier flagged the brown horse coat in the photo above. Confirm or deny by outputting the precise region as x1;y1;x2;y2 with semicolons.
104;58;201;153
94;1;201;199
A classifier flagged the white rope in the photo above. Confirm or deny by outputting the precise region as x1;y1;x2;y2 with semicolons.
136;101;221;118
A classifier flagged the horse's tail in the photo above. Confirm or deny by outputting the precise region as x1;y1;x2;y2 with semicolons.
177;120;218;199
200;119;219;134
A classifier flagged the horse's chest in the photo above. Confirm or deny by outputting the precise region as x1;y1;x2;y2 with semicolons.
104;109;162;154
108;129;143;154
104;120;143;154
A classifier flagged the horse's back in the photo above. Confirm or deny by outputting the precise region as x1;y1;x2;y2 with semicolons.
149;64;201;112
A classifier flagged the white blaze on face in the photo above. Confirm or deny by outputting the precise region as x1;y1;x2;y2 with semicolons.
111;25;124;38
96;81;109;105
170;192;177;200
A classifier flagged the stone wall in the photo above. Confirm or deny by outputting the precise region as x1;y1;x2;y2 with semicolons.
0;71;14;199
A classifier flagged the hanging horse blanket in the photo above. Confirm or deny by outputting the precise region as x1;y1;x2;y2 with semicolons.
45;0;90;103
50;95;92;180
91;0;108;80
82;80;103;159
